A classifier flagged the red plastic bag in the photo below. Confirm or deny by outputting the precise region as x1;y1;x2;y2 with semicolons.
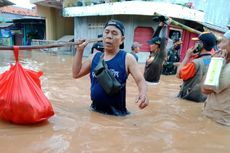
0;46;54;124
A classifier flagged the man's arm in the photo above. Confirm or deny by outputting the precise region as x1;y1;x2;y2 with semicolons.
201;86;215;94
126;54;149;109
152;22;164;38
176;47;194;78
158;24;168;62
72;40;93;78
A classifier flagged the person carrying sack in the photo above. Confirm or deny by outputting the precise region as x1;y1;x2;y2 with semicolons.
72;19;149;116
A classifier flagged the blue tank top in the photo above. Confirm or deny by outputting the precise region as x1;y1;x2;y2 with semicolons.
90;50;128;116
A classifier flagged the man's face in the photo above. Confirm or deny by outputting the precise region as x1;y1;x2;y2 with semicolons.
134;47;140;53
218;38;230;52
103;26;124;52
150;43;159;52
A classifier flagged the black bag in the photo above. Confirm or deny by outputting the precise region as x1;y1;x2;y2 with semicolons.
94;55;123;95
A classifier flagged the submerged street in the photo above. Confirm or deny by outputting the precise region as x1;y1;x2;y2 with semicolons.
0;50;230;153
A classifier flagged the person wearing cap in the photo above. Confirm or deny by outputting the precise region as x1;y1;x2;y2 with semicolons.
162;39;182;75
130;41;141;62
177;32;217;102
72;19;149;116
202;30;230;126
91;41;104;54
144;20;168;84
91;34;104;54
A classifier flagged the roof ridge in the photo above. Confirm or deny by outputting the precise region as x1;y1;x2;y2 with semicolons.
0;5;38;16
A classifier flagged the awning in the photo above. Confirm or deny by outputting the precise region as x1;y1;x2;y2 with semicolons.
30;0;62;9
0;22;13;28
13;17;45;24
0;0;14;7
200;22;228;33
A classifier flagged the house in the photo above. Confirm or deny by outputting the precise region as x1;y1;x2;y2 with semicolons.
30;0;74;41
0;5;45;45
62;1;207;62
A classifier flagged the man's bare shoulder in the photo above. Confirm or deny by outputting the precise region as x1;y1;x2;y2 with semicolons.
126;52;136;62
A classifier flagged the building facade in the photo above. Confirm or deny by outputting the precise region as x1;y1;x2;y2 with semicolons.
31;0;228;62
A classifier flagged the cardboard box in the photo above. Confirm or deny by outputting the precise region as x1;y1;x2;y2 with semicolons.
204;57;225;89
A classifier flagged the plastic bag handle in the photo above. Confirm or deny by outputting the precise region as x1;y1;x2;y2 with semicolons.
13;46;19;62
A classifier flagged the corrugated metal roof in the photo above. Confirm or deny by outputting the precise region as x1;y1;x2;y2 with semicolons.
200;22;228;33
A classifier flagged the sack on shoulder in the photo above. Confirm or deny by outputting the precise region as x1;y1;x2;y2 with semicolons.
94;57;122;95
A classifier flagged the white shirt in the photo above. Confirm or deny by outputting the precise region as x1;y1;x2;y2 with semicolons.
203;63;230;125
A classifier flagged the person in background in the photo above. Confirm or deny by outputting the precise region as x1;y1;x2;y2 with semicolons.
202;30;230;126
91;41;104;54
72;19;149;116
162;39;182;75
130;41;141;62
176;32;217;102
91;34;104;54
144;16;169;84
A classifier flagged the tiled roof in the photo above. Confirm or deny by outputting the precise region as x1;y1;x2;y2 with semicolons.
0;6;38;16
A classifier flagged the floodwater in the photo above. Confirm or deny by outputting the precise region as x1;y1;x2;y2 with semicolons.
0;50;230;153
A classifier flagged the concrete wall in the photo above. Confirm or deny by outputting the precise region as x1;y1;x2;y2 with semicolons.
36;5;74;40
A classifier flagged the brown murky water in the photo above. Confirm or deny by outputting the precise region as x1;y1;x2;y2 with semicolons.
0;50;230;153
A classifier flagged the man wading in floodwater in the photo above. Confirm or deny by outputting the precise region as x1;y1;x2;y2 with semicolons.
72;19;149;116
144;16;169;85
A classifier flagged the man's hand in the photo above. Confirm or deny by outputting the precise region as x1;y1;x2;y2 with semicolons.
213;49;228;58
173;62;181;66
136;94;149;109
166;17;173;25
159;21;164;27
185;47;195;58
201;87;215;94
76;39;88;52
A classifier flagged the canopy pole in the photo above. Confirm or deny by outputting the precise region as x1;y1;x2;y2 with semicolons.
154;12;202;35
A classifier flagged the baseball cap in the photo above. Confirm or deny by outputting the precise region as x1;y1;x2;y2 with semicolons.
97;34;103;39
192;32;217;51
104;19;125;49
147;36;161;45
224;30;230;39
92;42;104;52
